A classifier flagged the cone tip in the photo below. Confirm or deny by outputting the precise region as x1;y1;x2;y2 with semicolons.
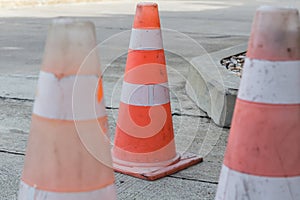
247;5;300;60
133;2;160;29
257;5;298;13
52;17;74;24
137;2;158;7
51;17;95;29
42;17;99;76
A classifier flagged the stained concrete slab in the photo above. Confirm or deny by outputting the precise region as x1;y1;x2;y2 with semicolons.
115;173;217;200
0;153;23;199
0;97;226;200
0;129;27;154
0;152;218;200
0;75;37;100
0;99;32;132
170;125;229;183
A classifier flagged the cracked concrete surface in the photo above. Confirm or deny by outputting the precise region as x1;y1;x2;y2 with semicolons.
0;90;227;199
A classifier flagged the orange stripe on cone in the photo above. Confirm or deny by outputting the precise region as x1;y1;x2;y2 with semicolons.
112;2;202;181
125;50;167;84
115;102;174;153
22;115;113;192
224;99;300;177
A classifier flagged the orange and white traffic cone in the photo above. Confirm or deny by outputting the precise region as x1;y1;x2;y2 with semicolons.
18;18;117;199
112;2;202;181
215;6;300;200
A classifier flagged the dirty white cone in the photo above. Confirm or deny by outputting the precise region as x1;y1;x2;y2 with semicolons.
18;18;117;200
215;6;300;200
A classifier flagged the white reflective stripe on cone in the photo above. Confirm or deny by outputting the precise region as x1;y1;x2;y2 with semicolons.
18;181;117;200
33;71;106;120
129;28;163;50
238;59;300;104
120;81;170;106
215;165;300;200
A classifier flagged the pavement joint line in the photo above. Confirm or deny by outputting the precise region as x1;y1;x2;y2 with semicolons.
169;175;218;185
100;26;129;31
105;107;210;119
0;149;25;156
178;31;249;38
0;98;211;119
0;96;34;102
172;112;210;119
105;106;119;110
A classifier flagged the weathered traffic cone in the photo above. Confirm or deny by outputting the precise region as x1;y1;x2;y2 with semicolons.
112;2;202;181
215;6;300;200
18;18;117;199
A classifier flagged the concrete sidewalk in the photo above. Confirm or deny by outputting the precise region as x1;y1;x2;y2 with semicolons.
1;1;299;199
0;0;114;8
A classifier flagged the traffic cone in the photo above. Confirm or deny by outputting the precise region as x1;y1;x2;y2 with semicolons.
112;2;202;181
18;18;117;199
215;6;300;200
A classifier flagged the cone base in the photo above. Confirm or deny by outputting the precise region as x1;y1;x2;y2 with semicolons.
18;181;117;200
113;153;203;181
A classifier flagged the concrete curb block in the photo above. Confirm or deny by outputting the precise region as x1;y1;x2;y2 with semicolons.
0;0;108;8
185;44;247;127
